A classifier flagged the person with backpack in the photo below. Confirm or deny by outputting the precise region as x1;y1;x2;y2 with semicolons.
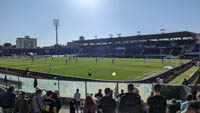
1;85;16;113
146;83;168;113
15;92;30;113
31;89;44;113
119;84;145;113
83;96;98;113
99;88;116;113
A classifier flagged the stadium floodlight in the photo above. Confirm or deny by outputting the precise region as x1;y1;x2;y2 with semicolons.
117;33;122;37
160;29;165;34
53;19;60;47
137;31;141;36
109;34;113;38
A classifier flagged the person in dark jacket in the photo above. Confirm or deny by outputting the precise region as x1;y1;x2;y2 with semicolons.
16;92;30;113
52;93;61;113
2;85;16;113
69;99;76;113
99;88;116;113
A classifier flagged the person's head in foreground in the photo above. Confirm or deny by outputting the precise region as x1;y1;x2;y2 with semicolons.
46;90;53;99
127;84;134;93
181;100;200;113
104;88;111;96
153;83;161;95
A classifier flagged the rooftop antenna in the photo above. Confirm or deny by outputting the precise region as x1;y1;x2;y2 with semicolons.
53;19;60;48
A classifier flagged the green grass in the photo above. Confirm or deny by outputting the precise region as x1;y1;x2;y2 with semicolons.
0;57;189;81
168;65;198;84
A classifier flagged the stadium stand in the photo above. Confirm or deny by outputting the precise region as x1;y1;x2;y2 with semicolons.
66;31;200;58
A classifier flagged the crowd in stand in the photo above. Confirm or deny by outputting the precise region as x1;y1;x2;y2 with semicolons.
0;83;200;113
0;86;61;113
70;84;200;113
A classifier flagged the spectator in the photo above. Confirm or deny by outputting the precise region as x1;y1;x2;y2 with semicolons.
83;96;98;113
196;92;200;102
119;84;144;113
117;89;125;100
16;92;30;113
181;100;200;113
2;85;16;113
42;91;57;113
52;93;62;113
181;94;193;111
32;89;43;113
74;89;81;113
182;79;189;86
99;88;116;113
69;99;76;113
167;98;179;113
146;84;167;113
95;89;103;101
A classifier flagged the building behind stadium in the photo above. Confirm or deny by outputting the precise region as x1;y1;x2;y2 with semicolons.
16;36;37;49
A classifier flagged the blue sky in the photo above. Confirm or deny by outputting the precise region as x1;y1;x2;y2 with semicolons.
0;0;200;47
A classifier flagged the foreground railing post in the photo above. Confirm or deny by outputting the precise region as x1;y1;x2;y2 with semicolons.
18;75;20;90
85;80;87;98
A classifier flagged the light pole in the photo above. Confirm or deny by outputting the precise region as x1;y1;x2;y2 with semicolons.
199;42;200;71
53;19;60;48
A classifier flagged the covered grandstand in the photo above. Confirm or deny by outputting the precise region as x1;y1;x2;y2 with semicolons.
67;31;200;58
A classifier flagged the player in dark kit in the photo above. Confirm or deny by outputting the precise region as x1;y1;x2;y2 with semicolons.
112;58;114;64
147;84;168;113
66;59;68;64
96;58;98;63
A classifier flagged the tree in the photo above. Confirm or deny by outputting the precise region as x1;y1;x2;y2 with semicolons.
4;43;12;48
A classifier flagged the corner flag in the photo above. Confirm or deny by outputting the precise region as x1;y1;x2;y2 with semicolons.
112;72;116;77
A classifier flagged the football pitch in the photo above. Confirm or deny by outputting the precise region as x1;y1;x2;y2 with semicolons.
0;57;190;80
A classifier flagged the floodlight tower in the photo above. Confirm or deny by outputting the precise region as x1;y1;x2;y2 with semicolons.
137;31;141;36
53;19;60;48
160;29;165;34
